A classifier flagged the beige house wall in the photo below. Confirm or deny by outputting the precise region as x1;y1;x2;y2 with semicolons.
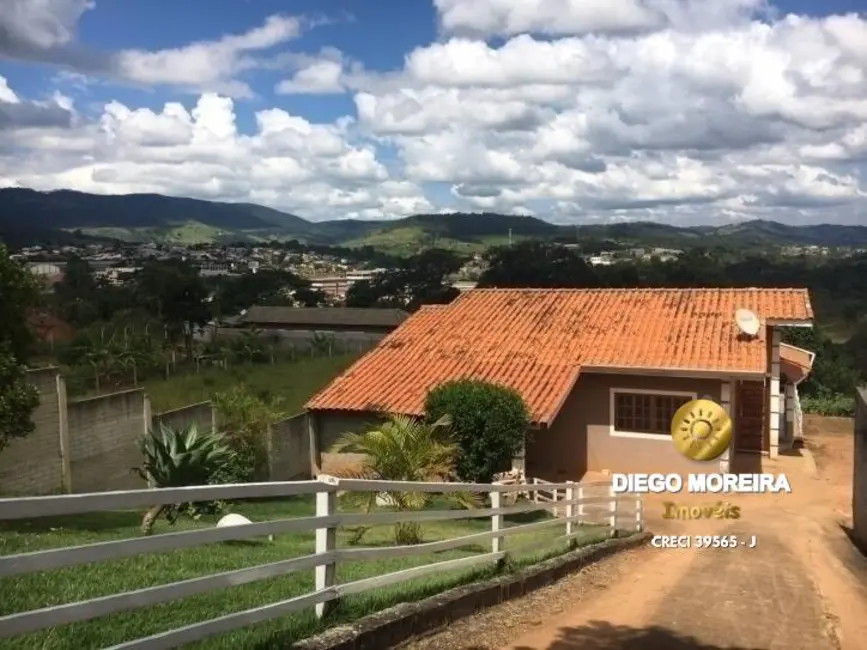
526;372;725;480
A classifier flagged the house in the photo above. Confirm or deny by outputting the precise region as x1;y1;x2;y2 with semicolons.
304;288;814;480
238;306;408;334
221;306;409;350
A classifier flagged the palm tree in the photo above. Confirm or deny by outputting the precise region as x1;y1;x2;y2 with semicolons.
133;423;232;536
330;414;478;544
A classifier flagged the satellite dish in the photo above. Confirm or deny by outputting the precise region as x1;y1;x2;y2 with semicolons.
735;308;761;337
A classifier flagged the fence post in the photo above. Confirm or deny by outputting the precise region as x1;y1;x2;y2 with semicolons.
315;477;337;619
635;493;643;532
491;484;503;554
565;481;575;537
608;483;617;538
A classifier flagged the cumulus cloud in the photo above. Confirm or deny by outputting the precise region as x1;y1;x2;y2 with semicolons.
0;3;307;97
0;0;93;53
115;15;303;97
0;75;74;131
0;79;431;219
341;4;867;224
276;59;345;95
433;0;771;38
3;1;867;224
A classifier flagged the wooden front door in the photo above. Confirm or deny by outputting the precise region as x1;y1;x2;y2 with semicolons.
735;380;767;453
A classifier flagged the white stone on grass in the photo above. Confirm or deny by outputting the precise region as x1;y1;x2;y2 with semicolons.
217;513;253;527
216;512;274;542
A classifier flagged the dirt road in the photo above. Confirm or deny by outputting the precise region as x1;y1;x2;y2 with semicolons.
400;417;867;650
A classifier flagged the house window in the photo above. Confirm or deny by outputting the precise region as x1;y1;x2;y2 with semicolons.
612;391;695;437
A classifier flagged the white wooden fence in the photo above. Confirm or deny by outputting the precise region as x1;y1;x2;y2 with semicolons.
0;476;643;649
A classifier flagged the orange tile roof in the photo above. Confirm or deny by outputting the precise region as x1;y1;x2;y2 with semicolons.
306;288;813;425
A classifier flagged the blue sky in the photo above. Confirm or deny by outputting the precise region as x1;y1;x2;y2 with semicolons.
2;0;437;129
1;0;867;225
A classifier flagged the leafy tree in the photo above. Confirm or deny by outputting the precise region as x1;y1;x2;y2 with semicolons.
53;254;98;325
133;259;209;359
213;270;299;317
479;241;597;288
345;279;380;308
0;245;41;452
330;414;478;544
782;325;860;411
211;385;286;483
424;380;530;483
292;285;327;307
133;423;232;535
345;249;462;311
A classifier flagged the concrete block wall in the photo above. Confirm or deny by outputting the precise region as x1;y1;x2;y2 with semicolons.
214;327;383;353
854;388;867;551
0;368;66;496
152;401;216;434
67;389;148;493
268;412;312;480
1;372;302;495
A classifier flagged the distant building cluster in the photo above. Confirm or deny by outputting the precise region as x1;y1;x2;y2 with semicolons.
586;247;684;266
309;269;386;299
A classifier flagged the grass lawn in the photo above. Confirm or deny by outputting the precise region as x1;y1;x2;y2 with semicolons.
143;354;359;413
0;498;611;650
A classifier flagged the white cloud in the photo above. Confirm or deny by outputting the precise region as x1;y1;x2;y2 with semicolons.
0;77;20;104
0;84;430;219
276;59;345;94
1;7;309;98
433;0;771;38
433;0;664;38
0;0;93;51
115;16;302;97
0;74;74;131
343;7;867;224
3;2;867;225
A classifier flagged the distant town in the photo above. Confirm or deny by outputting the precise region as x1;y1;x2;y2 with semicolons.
15;237;863;312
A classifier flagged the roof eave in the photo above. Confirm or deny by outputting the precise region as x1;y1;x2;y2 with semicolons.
581;364;765;380
767;319;813;328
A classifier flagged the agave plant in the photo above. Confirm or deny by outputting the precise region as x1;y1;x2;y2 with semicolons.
330;414;479;545
133;423;232;536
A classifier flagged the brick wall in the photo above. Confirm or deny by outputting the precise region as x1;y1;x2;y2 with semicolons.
854;388;867;551
67;389;147;493
0;368;65;495
268;412;311;480
152;401;215;434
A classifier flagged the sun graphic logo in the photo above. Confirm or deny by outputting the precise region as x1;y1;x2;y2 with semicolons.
671;398;733;462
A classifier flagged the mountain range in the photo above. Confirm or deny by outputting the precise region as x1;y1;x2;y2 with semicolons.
2;187;867;254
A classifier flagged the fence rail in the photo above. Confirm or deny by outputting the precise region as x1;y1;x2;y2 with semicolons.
0;475;643;649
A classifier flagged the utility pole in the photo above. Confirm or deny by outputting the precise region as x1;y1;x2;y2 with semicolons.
508;228;513;246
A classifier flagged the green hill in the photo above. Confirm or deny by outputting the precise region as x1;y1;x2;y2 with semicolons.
2;187;867;251
0;188;318;244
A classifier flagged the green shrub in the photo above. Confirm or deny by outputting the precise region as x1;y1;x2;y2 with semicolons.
424;379;530;483
800;394;855;417
211;385;286;483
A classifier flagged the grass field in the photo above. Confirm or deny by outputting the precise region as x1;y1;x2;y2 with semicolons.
0;497;611;649
143;354;359;412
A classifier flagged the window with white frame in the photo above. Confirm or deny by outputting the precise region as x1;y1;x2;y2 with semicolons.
611;390;695;436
